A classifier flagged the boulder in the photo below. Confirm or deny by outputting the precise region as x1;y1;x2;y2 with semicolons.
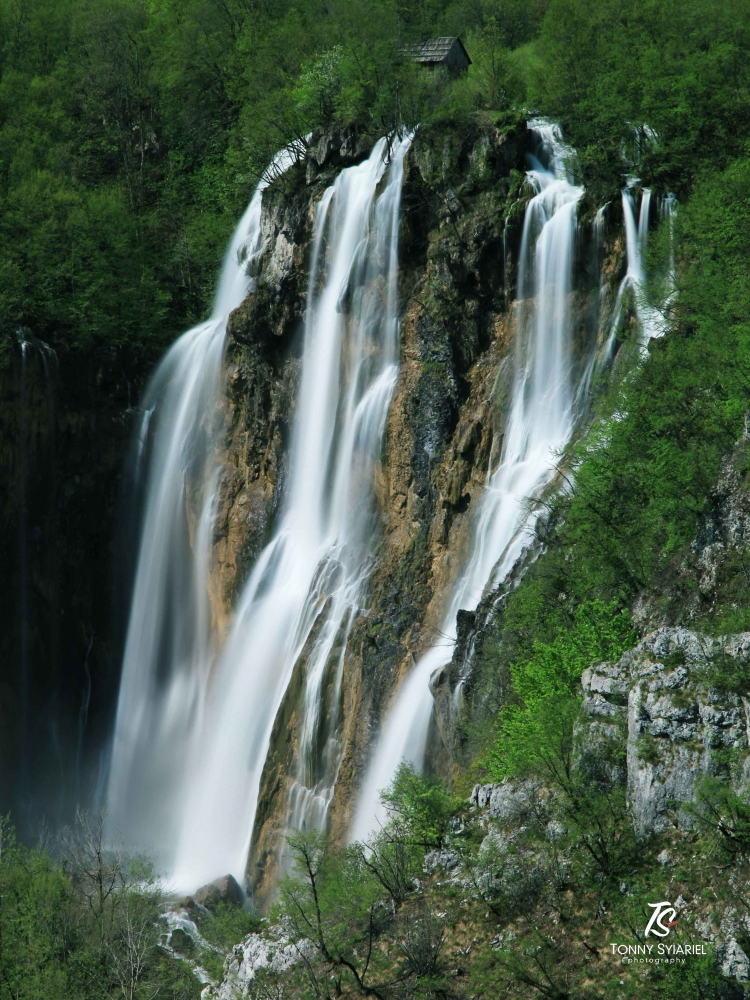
194;874;244;910
214;928;311;1000
469;779;538;823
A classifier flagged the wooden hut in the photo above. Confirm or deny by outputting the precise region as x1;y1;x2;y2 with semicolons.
408;36;472;75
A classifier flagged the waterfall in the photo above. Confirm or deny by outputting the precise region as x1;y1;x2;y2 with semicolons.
614;186;675;346
168;134;412;889
108;134;412;890
18;339;30;794
107;146;297;860
284;134;412;843
351;121;586;841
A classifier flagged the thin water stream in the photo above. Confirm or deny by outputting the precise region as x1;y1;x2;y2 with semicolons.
352;121;587;839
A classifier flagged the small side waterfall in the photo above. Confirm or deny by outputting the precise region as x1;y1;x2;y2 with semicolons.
107;148;296;858
15;333;56;812
615;185;676;347
352;121;586;840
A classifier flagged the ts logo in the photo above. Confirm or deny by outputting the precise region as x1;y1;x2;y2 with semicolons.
645;901;679;937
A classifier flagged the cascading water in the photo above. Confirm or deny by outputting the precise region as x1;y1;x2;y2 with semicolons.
609;184;676;351
107;146;297;858
352;121;587;840
16;333;56;814
168;134;412;889
108;134;412;890
285;135;411;843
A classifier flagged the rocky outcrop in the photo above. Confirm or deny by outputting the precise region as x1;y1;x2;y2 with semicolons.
210;929;308;1000
718;939;750;983
581;626;750;837
468;779;540;824
193;874;244;909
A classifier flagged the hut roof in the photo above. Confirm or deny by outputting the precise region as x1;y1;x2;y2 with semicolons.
408;36;472;67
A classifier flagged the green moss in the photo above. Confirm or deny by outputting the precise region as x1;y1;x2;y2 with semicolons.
636;732;663;766
197;901;263;952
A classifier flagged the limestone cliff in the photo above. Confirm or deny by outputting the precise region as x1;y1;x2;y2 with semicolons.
200;117;633;902
581;626;750;838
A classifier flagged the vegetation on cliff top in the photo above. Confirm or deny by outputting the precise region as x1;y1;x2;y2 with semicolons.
1;0;749;359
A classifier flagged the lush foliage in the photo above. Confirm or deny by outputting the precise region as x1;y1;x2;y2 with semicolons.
263;742;745;999
0;812;201;998
530;0;750;195
488;600;635;781
4;0;750;360
0;0;527;359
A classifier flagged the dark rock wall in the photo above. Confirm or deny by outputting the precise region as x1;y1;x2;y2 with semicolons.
0;339;146;834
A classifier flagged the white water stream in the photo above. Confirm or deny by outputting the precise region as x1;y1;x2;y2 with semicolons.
108;136;411;889
619;186;676;344
107;156;289;861
352;121;587;840
352;129;679;841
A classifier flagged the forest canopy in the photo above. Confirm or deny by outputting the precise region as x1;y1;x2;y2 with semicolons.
1;0;749;360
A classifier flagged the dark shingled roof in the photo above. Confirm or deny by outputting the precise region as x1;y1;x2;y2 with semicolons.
408;36;472;67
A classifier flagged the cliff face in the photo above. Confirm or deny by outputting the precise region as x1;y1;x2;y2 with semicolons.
0;117;632;889
581;626;750;839
200;117;629;901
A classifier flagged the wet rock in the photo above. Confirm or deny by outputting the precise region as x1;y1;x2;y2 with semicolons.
306;126;373;176
261;231;295;294
160;908;220;989
194;874;244;910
